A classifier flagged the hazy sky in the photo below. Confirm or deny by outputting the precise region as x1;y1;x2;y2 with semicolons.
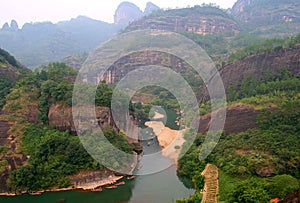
0;0;237;27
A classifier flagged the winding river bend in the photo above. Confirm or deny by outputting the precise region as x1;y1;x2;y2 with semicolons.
0;109;195;203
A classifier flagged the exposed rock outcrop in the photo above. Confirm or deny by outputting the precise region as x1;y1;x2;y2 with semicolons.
231;0;255;14
200;45;300;103
114;2;143;25
125;6;240;35
48;105;116;134
199;104;259;135
144;2;160;15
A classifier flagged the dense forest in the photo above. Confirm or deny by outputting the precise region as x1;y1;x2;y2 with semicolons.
0;62;132;193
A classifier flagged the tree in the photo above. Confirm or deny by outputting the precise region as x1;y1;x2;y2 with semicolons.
231;178;270;203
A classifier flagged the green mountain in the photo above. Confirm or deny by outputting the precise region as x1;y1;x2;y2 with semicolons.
231;0;300;37
0;48;30;109
0;17;118;68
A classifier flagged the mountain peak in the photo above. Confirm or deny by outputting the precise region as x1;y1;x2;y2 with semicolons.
1;20;19;31
114;1;143;25
144;2;160;15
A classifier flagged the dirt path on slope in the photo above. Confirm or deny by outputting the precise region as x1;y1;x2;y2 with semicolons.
201;164;219;203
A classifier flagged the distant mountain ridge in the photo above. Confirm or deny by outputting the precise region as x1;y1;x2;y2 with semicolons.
1;0;300;68
0;16;119;67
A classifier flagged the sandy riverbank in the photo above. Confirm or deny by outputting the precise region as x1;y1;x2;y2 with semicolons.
152;111;165;119
144;119;186;164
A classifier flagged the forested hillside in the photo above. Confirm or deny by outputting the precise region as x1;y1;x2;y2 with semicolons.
177;37;300;203
0;61;132;193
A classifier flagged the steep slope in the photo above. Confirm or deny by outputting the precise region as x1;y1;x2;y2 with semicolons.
0;48;30;109
0;48;29;82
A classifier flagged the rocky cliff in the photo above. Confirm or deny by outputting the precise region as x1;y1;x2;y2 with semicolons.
199;104;259;135
144;2;160;15
200;45;300;103
48;105;116;135
114;2;143;25
125;6;240;35
114;2;160;26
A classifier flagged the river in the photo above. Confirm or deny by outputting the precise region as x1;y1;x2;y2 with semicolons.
0;109;195;203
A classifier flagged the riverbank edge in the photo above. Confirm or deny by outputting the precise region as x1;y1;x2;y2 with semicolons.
0;175;124;197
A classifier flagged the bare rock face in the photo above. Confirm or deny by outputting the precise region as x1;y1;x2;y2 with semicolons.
114;2;143;26
125;6;240;35
231;0;255;14
144;2;160;15
199;104;259;135
200;45;300;103
48;105;116;135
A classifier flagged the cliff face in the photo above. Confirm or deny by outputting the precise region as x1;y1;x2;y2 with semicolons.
125;6;240;35
231;0;255;14
199;104;259;135
114;2;143;25
114;2;160;26
96;50;193;84
144;2;160;15
200;45;300;102
48;104;142;150
48;105;116;134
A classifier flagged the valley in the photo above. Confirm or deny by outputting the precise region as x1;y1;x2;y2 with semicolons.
0;0;299;202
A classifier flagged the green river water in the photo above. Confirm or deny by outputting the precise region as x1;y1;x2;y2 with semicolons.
0;109;195;203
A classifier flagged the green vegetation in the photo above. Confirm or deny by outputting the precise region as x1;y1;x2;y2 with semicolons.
227;68;300;102
150;4;233;19
9;124;131;192
228;33;300;63
0;60;133;193
0;77;14;109
181;32;228;62
9;125;103;192
177;43;300;202
35;62;113;124
0;48;20;68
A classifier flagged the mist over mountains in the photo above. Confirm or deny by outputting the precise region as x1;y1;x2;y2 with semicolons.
0;0;299;68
